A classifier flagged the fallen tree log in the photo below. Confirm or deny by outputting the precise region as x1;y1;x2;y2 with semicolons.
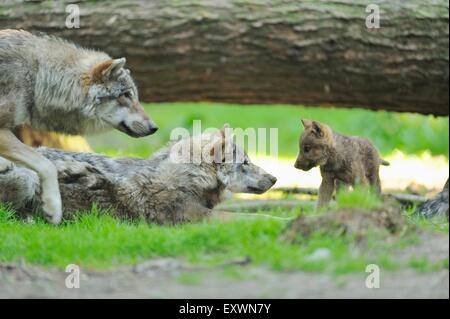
0;0;448;115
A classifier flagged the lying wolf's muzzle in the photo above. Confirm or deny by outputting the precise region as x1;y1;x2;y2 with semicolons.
118;121;158;137
247;174;277;194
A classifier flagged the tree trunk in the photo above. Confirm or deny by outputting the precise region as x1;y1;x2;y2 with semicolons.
1;0;448;115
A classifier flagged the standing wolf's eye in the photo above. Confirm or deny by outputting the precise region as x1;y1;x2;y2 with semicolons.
303;146;311;153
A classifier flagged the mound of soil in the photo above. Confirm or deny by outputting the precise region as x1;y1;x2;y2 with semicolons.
282;207;407;243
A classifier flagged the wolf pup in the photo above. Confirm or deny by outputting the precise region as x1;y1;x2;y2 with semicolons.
0;29;157;224
294;119;389;209
0;125;277;224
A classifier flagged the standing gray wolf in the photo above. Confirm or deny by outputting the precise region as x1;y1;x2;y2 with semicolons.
294;119;389;209
0;125;277;224
0;29;157;224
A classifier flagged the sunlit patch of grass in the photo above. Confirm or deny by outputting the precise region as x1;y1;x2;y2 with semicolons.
335;185;383;210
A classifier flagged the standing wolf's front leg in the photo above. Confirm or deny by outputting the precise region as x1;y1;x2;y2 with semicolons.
317;173;335;210
0;129;62;224
0;156;12;173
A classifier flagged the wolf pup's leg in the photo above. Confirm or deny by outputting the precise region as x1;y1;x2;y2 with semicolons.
335;180;351;193
0;129;62;224
317;174;335;209
368;166;382;194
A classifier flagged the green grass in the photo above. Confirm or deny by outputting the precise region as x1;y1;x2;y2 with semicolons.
1;198;446;274
335;186;383;210
87;103;449;159
1;103;448;273
408;256;449;273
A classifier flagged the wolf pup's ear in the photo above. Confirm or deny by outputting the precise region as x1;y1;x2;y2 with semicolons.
311;121;324;138
301;119;313;128
91;58;126;83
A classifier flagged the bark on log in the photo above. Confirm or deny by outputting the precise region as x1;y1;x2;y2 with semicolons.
0;0;448;115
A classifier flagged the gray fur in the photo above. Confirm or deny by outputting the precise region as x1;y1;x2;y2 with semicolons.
0;130;277;224
0;29;157;224
415;179;449;219
0;29;157;135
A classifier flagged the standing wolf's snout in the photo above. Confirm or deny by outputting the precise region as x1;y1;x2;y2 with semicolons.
147;122;159;135
134;118;158;137
118;118;158;138
130;103;158;137
115;101;159;137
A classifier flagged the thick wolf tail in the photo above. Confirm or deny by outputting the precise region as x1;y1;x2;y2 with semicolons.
380;159;390;166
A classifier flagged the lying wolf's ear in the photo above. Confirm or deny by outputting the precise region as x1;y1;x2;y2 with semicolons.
219;123;231;140
91;58;126;83
210;125;233;164
210;134;227;164
301;119;313;128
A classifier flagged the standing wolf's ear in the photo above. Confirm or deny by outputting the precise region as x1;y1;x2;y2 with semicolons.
91;58;126;83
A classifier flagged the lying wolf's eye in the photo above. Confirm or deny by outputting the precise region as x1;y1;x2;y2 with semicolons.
243;160;249;165
121;91;133;99
303;146;311;153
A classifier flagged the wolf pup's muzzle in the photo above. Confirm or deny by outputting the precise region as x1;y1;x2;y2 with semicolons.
294;158;313;171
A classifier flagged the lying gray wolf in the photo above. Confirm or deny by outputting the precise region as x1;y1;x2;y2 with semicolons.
0;29;157;224
0;125;277;224
294;119;389;209
415;179;449;219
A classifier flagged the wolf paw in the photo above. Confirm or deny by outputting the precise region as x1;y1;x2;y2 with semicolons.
42;194;63;225
0;157;13;173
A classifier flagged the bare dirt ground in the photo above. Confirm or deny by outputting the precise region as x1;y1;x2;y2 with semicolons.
1;233;448;299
